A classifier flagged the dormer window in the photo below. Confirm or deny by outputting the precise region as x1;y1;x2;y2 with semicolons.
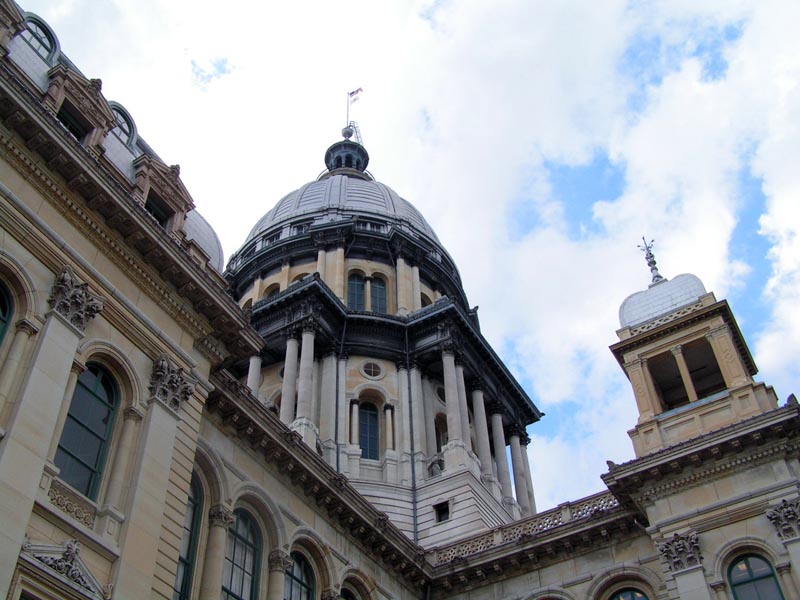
56;100;91;142
110;107;134;146
145;190;173;230
20;18;56;62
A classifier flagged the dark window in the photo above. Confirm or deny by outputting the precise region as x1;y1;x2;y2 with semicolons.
683;338;727;398
420;293;432;307
348;274;365;310
363;362;382;378
57;100;91;142
145;190;172;230
341;590;358;600
0;281;12;346
359;402;379;460
729;555;784;600
434;501;450;523
648;351;689;410
111;108;134;145
434;413;448;452
222;510;260;600
20;19;55;61
173;472;203;600
54;364;119;499
610;590;649;600
285;552;315;600
371;277;387;313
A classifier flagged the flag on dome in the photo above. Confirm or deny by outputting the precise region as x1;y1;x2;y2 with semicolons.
349;87;363;103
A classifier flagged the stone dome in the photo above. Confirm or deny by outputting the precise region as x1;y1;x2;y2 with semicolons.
619;273;707;328
244;174;441;246
184;209;224;272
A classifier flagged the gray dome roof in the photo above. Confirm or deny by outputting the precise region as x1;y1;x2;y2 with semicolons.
619;273;707;328
184;209;224;272
245;175;440;245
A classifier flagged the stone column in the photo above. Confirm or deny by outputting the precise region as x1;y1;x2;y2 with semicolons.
296;326;316;420
316;247;327;279
100;407;143;514
411;265;421;311
0;267;102;594
334;246;345;300
442;350;461;443
0;319;37;419
706;324;750;388
710;582;727;600
471;388;492;478
455;363;472;453
776;563;800;598
364;277;372;311
422;376;438;456
114;356;197;598
490;411;513;502
396;256;411;316
279;334;299;424
520;434;537;514
279;259;291;290
198;505;235;600
246;355;262;395
625;357;661;420
410;365;425;455
384;404;394;450
671;345;698;402
509;429;532;516
46;360;85;460
318;353;337;463
350;399;360;445
267;549;293;600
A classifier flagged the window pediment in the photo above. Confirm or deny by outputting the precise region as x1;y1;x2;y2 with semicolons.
133;155;195;218
44;65;115;139
20;538;107;600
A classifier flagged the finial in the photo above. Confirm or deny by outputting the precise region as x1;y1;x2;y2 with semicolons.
637;237;665;285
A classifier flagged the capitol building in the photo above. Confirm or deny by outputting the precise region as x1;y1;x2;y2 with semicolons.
0;2;798;599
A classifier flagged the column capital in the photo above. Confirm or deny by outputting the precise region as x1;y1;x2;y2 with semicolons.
208;505;235;528
766;498;800;540
122;406;144;422
507;423;526;439
284;329;300;342
670;344;684;356
301;318;318;334
383;403;394;413
70;359;87;376
775;562;792;575
320;590;341;600
709;581;726;592
350;398;360;407
15;318;38;336
48;266;104;332
268;549;293;572
148;354;197;412
486;400;504;416
657;531;703;572
469;379;485;393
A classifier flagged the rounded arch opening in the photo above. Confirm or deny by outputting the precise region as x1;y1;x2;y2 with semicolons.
19;13;60;63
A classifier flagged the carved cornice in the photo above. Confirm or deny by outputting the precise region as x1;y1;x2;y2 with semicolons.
48;266;104;331
148;354;197;411
657;531;702;572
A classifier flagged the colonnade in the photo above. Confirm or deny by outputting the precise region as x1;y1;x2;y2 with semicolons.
245;336;536;517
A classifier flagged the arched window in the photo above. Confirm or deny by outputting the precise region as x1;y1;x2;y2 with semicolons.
348;274;365;310
434;413;448;452
110;107;134;146
420;293;432;307
285;552;315;600
54;364;119;499
359;402;379;460
341;589;358;600
0;280;13;346
20;18;56;61
729;555;784;600
610;590;649;600
370;277;387;313
173;472;203;600
222;509;261;600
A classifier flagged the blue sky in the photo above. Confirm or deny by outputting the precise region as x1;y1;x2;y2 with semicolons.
23;0;800;510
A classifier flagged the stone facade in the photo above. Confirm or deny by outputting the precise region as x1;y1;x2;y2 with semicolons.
0;3;797;600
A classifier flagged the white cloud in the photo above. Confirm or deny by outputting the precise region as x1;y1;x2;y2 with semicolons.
21;0;800;510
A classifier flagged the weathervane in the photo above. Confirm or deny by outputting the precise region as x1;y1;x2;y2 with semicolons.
638;237;665;285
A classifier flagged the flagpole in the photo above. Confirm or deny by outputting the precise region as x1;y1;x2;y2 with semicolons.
346;91;349;127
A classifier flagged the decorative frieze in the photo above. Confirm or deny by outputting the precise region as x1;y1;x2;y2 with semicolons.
657;532;702;572
766;498;800;540
149;354;197;411
47;477;96;528
48;266;104;331
21;538;108;598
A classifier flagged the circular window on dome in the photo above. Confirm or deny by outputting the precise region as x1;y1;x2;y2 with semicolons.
361;361;383;380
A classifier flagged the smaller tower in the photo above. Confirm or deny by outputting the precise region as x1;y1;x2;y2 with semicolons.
610;243;778;457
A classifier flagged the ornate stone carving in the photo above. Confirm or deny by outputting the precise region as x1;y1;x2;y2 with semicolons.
268;549;293;572
37;539;89;588
48;266;104;331
149;354;197;410
48;478;96;528
208;505;235;528
657;532;702;572
766;498;800;540
321;590;341;600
